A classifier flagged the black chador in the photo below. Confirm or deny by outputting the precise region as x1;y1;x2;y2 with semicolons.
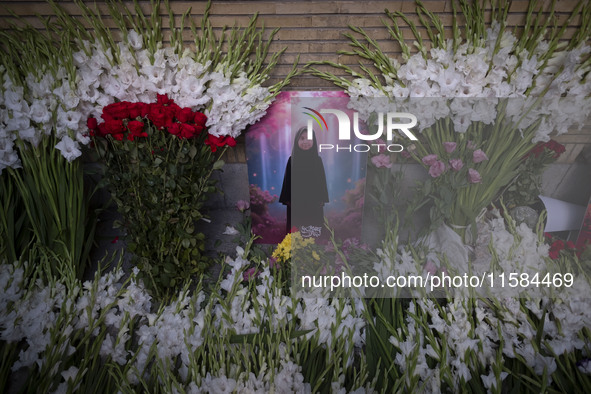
279;127;329;238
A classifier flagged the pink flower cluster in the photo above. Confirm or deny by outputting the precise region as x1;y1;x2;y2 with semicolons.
371;154;392;168
421;142;488;184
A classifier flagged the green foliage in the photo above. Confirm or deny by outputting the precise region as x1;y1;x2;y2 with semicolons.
502;144;560;208
94;123;220;297
1;137;96;279
0;175;31;264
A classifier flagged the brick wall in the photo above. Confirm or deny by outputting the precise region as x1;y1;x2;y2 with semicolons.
1;0;585;89
1;1;589;162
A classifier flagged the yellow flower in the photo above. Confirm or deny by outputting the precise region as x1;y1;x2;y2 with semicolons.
272;231;317;263
272;232;293;263
312;251;320;261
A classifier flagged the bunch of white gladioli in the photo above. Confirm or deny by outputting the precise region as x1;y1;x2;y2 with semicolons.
0;29;273;173
2;217;590;392
345;22;591;141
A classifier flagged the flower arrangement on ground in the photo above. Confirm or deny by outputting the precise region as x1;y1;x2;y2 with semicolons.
89;94;234;293
1;0;297;294
1;210;590;392
311;1;591;240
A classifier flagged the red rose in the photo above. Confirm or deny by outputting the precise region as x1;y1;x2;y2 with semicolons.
112;133;124;141
546;140;566;158
156;94;173;106
137;103;150;118
148;105;168;129
128;103;143;119
205;135;223;152
179;123;197;139
97;123;108;137
87;117;98;130
193;125;204;135
104;101;131;120
167;103;181;119
527;140;566;159
104;119;125;135
205;134;236;152
128;120;147;138
549;239;565;259
168;123;181;136
177;107;194;123
194;112;207;127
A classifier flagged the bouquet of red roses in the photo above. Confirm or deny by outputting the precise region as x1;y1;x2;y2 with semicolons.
89;94;235;295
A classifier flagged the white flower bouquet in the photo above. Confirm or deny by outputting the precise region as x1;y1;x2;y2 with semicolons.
311;1;591;239
0;0;297;289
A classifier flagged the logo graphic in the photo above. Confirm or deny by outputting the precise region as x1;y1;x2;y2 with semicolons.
305;108;418;141
303;107;328;131
303;108;418;153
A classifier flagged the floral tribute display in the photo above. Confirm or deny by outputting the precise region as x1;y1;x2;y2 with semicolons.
2;0;591;393
89;94;236;293
0;0;296;294
312;0;591;238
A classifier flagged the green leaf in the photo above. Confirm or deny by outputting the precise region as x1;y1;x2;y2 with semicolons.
189;145;197;159
212;160;225;170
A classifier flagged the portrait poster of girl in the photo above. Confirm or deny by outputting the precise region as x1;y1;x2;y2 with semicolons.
245;91;367;244
279;126;329;239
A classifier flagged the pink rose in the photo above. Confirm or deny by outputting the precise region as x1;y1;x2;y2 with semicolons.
468;168;482;183
236;200;250;212
371;154;392;168
467;140;476;150
428;160;446;178
443;142;457;153
422;154;438;166
424;260;438;275
449;158;464;171
375;138;387;153
242;267;259;281
473;149;488;163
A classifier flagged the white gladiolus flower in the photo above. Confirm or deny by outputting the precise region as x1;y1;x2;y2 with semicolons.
29;100;52;124
55;136;82;162
18;127;41;146
61;366;79;382
127;29;144;50
578;359;591;374
223;226;239;235
56;109;82;131
4;87;24;111
435;67;462;95
5;116;30;133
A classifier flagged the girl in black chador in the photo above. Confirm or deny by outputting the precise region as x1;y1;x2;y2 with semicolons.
279;126;329;238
